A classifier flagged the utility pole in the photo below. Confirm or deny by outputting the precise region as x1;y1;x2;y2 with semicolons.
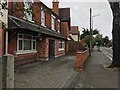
89;8;92;56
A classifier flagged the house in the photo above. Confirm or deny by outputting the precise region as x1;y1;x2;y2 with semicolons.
0;0;71;65
69;26;80;42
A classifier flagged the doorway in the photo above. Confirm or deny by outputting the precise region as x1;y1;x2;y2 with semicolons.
48;39;55;59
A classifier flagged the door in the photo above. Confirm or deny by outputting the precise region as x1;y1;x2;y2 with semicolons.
49;39;55;59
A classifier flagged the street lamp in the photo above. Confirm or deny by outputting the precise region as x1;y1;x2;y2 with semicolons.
91;14;100;51
89;8;100;56
92;14;100;31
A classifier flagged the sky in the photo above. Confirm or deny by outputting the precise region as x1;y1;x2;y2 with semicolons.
41;0;113;39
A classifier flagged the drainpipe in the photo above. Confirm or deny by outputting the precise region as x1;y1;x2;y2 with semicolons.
5;30;8;55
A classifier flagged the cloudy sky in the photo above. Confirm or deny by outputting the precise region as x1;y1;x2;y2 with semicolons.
41;0;113;39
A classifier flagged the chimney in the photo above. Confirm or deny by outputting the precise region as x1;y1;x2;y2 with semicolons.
52;0;59;15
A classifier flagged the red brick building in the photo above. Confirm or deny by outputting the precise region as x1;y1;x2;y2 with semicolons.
0;0;71;65
69;26;80;42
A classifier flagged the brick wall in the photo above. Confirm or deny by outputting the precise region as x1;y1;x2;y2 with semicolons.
55;18;58;32
32;3;41;25
46;37;65;58
54;38;65;58
45;12;51;29
8;32;17;55
15;53;37;65
37;37;49;61
7;1;67;65
8;2;60;32
67;41;83;54
9;2;24;19
61;22;69;38
8;32;37;65
0;28;4;56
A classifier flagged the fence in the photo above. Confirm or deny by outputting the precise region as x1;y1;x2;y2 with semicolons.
67;41;84;54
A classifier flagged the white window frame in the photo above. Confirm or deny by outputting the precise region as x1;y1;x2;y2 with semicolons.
58;40;64;51
41;7;46;27
23;0;34;22
17;33;37;54
58;19;60;33
51;15;55;31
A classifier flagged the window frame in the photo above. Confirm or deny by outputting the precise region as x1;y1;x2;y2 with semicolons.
41;7;46;27
17;33;37;54
51;15;55;31
58;19;60;33
23;0;34;22
58;40;64;51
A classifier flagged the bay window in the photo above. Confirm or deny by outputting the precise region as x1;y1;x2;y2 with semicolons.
17;33;36;53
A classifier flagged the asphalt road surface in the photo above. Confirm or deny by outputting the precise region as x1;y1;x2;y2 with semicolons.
101;47;113;61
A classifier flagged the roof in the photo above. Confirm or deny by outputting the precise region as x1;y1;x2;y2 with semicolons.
69;26;80;35
59;8;71;31
8;15;66;40
69;35;74;41
59;8;70;21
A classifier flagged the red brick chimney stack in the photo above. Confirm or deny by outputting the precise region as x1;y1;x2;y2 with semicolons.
52;0;59;15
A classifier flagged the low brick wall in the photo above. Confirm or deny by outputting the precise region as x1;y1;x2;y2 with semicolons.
75;50;89;71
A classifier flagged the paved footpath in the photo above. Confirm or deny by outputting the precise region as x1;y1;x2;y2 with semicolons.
15;55;79;88
15;48;119;88
74;48;119;89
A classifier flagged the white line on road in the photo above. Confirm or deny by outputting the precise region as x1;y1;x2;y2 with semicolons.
101;49;113;61
109;54;113;57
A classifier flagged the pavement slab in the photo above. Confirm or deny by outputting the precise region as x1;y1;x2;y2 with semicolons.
14;48;119;89
74;48;119;89
14;55;79;88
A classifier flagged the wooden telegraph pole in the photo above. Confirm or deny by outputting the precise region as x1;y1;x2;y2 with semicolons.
89;8;92;56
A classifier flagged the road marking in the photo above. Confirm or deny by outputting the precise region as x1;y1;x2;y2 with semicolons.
109;54;113;57
101;49;113;61
106;54;113;61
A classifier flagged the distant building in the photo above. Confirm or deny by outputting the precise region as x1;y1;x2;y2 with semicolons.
69;26;80;41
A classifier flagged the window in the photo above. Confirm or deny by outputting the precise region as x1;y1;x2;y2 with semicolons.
41;8;45;26
58;20;60;33
17;33;36;53
51;15;55;30
24;0;34;22
59;40;64;51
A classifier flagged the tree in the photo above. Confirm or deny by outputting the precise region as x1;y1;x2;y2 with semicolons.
80;28;99;39
80;28;99;48
95;33;103;46
0;0;8;29
103;36;109;46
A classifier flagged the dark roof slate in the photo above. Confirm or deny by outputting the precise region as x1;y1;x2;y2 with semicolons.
8;15;66;39
69;26;79;35
59;8;70;21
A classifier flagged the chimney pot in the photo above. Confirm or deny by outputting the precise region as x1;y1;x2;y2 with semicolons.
52;0;59;15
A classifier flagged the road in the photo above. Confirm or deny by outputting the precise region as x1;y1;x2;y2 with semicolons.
100;47;113;61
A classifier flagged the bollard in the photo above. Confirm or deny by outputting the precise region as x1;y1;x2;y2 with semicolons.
2;54;14;88
0;57;2;89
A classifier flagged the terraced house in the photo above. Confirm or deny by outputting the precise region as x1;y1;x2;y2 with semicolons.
0;0;71;65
